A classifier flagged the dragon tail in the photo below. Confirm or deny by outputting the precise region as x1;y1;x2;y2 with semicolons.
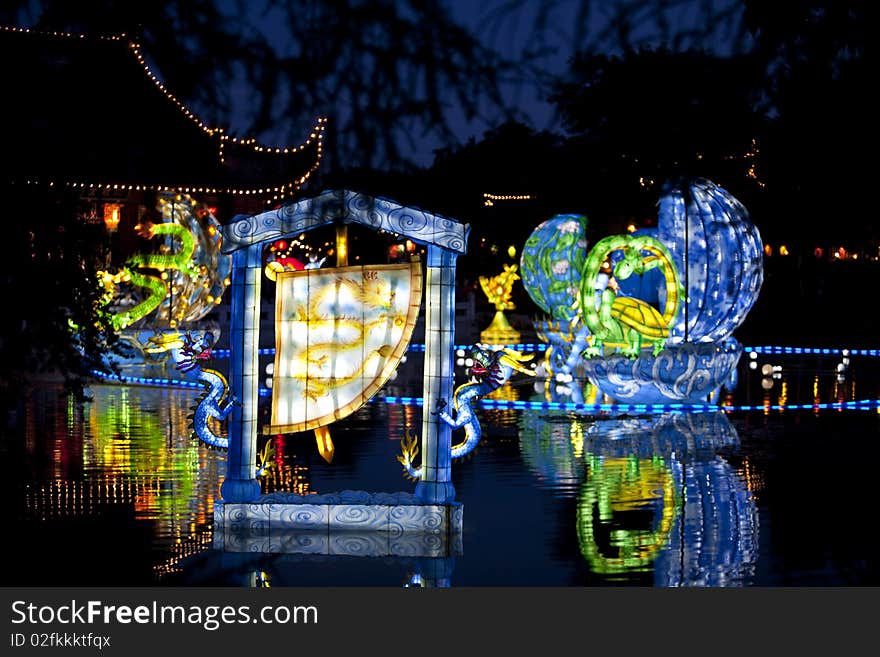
397;429;423;480
449;420;480;460
194;425;229;450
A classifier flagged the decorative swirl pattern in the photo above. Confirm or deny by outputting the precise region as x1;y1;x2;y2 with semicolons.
390;532;446;557
390;506;446;532
387;205;429;235
330;533;388;556
275;533;328;555
221;189;468;254
227;506;248;523
330;505;387;531
217;530;454;557
284;507;327;528
581;338;742;404
215;492;457;543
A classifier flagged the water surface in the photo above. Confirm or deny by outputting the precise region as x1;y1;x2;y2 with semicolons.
4;349;879;587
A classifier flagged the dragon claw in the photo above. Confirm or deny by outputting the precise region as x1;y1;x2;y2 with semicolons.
622;346;640;359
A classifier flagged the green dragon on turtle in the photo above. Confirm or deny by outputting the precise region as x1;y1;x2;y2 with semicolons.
578;234;683;359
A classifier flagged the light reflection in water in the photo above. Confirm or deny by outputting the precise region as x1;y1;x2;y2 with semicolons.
518;411;584;496
257;433;313;496
14;349;880;586
518;409;759;585
577;453;680;578
22;384;228;578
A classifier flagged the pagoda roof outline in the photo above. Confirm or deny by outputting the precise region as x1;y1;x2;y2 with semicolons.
0;25;325;202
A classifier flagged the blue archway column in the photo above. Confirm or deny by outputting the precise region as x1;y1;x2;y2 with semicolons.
220;244;262;502
415;245;457;504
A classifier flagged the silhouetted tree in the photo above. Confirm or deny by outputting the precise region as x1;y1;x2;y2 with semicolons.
1;0;516;173
0;186;125;417
743;0;875;250
549;47;763;201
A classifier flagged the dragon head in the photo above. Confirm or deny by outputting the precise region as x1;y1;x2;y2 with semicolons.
175;331;215;373
467;346;495;380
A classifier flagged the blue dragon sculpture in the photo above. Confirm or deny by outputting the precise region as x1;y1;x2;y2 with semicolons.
397;345;535;479
175;333;274;477
175;332;237;450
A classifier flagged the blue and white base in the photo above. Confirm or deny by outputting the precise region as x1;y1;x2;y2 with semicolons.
580;338;742;405
214;491;463;557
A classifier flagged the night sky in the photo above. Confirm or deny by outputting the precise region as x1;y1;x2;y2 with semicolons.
221;0;755;167
3;0;755;168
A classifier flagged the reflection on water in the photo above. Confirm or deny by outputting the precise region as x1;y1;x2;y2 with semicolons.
582;413;757;586
578;453;680;578
517;408;758;585
16;384;227;582
6;351;880;586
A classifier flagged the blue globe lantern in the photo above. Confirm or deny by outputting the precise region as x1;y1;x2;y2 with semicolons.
656;177;763;345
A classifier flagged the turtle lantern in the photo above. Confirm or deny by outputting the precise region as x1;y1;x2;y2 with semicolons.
577;177;762;405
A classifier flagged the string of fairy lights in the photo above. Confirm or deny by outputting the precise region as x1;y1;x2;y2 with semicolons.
483;193;534;207
2;24;327;205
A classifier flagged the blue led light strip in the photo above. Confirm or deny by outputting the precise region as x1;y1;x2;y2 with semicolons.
210;343;550;359
209;343;877;359
210;347;276;358
89;370;204;390
90;341;880;412
86;368;880;412
376;396;880;413
743;346;880;357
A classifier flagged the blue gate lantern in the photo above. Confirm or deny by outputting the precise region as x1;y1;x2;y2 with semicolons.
212;190;469;553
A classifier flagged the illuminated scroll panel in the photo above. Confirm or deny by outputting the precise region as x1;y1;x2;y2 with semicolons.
267;261;422;434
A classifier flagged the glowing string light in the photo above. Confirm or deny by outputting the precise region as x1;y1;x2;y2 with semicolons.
2;24;327;203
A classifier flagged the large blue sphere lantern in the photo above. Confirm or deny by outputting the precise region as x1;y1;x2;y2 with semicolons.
657;177;764;345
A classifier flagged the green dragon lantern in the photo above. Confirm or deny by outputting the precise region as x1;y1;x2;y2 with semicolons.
578;234;683;359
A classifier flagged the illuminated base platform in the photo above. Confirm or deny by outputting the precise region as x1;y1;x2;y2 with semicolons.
580;338;742;405
480;310;521;345
214;491;463;557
